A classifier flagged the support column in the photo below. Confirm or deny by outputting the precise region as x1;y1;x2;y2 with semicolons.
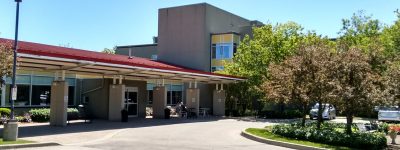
186;88;200;115
108;84;125;121
1;77;5;106
152;86;167;118
213;90;226;116
50;81;68;126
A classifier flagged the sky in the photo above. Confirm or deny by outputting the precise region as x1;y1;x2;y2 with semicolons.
0;0;399;51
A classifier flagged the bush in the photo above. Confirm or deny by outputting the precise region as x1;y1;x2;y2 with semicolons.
258;109;302;119
271;123;387;149
0;108;11;117
29;108;80;122
16;113;32;123
67;108;79;120
29;108;50;122
378;122;389;134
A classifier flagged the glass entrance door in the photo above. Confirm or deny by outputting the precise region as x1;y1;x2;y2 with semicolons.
125;87;138;117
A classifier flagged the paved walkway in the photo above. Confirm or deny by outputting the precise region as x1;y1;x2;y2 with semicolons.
5;117;293;150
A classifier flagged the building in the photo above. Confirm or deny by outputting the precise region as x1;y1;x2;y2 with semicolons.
115;3;262;113
0;3;257;126
116;3;263;72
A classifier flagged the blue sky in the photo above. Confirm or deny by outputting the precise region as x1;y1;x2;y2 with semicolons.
0;0;399;51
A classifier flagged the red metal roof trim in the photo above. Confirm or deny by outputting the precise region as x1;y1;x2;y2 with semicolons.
0;38;243;80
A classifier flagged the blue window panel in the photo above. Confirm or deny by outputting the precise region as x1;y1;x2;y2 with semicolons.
223;46;230;58
213;43;233;59
170;85;182;91
165;84;171;91
147;83;155;90
66;78;76;86
215;46;224;59
32;76;53;85
6;75;31;85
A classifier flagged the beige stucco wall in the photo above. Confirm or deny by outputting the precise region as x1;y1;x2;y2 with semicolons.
108;84;125;121
81;79;147;119
186;88;200;115
50;81;68;126
213;90;226;116
152;86;167;118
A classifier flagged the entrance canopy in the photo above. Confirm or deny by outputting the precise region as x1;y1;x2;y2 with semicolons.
0;38;244;83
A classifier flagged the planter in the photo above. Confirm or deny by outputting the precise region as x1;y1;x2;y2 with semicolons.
389;132;397;144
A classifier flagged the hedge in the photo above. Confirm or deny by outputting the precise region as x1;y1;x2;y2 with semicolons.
271;123;387;149
29;108;79;122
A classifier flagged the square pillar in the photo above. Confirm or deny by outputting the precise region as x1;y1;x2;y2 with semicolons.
50;81;68;126
108;84;125;121
1;82;5;107
152;86;167;118
186;88;200;115
213;90;226;116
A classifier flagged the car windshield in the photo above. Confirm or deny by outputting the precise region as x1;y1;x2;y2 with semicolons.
379;106;398;111
312;104;329;109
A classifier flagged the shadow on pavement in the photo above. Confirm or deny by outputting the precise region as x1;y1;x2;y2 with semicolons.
0;117;223;138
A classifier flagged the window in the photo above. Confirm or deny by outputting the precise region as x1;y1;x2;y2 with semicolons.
68;86;75;105
31;85;51;106
171;91;182;105
148;90;153;104
5;84;30;106
147;83;182;106
2;74;76;107
151;55;158;60
213;44;233;59
211;66;224;72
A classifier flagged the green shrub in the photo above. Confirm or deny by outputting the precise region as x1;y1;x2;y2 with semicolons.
29;108;50;122
271;123;387;149
67;108;79;120
378;122;389;134
0;108;11;117
29;108;80;122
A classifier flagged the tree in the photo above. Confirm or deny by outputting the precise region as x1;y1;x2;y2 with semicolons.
330;48;383;135
262;33;335;127
102;47;116;54
0;41;13;86
384;62;400;107
381;9;400;59
338;10;387;73
221;22;304;115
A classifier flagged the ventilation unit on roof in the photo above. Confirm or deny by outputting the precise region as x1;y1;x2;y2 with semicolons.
128;48;134;59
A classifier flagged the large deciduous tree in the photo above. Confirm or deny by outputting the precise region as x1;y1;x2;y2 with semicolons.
222;22;304;115
330;47;383;135
262;33;335;127
0;41;13;86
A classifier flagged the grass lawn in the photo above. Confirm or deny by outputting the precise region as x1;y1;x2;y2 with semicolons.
0;138;33;145
245;128;353;150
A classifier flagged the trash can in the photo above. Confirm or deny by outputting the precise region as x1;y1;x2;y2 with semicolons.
164;108;171;119
121;109;128;122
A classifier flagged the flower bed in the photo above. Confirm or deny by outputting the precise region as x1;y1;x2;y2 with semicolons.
271;123;387;149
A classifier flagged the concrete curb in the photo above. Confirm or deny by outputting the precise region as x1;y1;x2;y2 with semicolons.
0;142;60;149
241;130;325;150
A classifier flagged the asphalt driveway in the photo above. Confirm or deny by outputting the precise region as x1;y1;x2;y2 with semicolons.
14;117;293;150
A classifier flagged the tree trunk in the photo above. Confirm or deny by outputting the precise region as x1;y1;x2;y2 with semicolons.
302;105;307;126
346;112;353;135
317;101;324;129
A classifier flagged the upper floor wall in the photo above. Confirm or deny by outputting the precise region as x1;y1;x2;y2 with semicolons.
157;3;256;72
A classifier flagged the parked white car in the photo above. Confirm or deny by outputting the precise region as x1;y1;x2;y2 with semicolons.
378;106;400;122
309;103;336;120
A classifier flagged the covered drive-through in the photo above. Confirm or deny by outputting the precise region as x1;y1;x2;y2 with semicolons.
0;38;244;126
